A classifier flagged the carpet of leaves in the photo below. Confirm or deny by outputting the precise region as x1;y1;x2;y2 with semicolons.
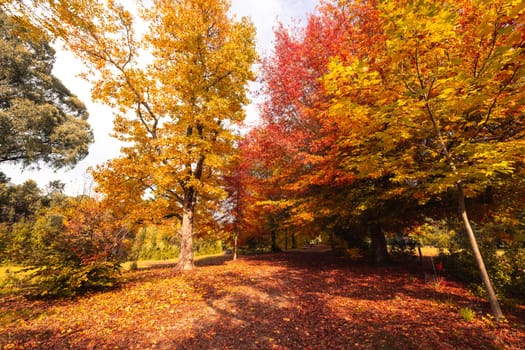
1;249;524;349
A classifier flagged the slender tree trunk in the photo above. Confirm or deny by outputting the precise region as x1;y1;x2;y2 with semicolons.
291;233;297;249
370;224;388;264
457;183;503;321
177;203;194;271
233;233;238;261
422;89;504;320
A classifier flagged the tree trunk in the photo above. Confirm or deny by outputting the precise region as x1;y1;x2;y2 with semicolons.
457;183;503;321
233;233;238;261
423;96;504;321
291;233;297;249
420;57;504;321
271;229;281;252
177;204;194;271
370;224;388;264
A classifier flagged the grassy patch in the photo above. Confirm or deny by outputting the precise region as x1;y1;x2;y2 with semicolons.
121;252;228;271
459;307;476;322
0;265;26;293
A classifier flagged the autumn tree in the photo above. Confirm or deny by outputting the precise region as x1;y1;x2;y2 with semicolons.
6;0;257;270
0;10;93;170
251;0;403;260
322;0;525;320
245;11;346;248
232;127;296;253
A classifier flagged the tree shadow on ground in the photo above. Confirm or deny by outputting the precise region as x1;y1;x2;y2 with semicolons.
1;249;523;349
168;250;516;350
194;254;232;267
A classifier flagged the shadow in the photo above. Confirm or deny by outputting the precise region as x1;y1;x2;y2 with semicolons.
1;250;522;349
194;254;232;267
131;253;232;271
165;250;508;349
0;294;61;325
0;328;57;349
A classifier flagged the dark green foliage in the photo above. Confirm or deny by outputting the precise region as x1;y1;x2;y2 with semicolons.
1;219;33;264
0;180;42;223
388;233;420;259
441;230;525;301
27;262;121;298
0;179;51;264
0;10;93;169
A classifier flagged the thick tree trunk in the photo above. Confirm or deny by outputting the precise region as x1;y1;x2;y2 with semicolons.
457;183;503;321
271;229;281;252
370;224;389;264
177;205;194;271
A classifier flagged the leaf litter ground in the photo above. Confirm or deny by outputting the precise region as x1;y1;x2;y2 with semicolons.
1;249;524;349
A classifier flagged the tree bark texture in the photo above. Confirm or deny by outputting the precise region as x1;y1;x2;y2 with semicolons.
177;204;195;271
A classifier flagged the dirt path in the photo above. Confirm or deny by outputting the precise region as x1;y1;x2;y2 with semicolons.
1;250;524;349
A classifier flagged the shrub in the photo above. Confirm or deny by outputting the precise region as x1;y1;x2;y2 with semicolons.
2;219;34;264
131;225;180;261
388;233;420;259
21;197;133;298
416;220;454;249
494;246;525;299
441;240;525;301
194;237;223;256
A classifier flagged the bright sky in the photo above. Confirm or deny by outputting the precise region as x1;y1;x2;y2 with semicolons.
1;0;318;195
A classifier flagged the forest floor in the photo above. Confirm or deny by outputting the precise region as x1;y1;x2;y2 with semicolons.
1;249;524;349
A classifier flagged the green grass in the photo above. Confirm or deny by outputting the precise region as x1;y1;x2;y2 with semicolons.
419;246;506;257
0;265;24;282
419;246;441;256
121;252;228;271
0;265;27;295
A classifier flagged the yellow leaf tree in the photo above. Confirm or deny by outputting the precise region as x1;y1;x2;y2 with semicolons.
323;0;525;320
8;0;256;270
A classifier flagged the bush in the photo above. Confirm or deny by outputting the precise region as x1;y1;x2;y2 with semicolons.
388;233;420;259
194;237;223;256
20;197;133;298
131;225;180;261
26;262;121;298
495;246;525;299
441;241;525;301
1;220;34;264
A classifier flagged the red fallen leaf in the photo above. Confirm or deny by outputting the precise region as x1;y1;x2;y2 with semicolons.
1;251;524;349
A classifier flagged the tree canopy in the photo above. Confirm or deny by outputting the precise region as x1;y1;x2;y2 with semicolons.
7;0;257;270
236;0;524;320
0;10;93;169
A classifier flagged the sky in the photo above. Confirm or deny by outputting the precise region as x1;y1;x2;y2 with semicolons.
1;0;318;195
